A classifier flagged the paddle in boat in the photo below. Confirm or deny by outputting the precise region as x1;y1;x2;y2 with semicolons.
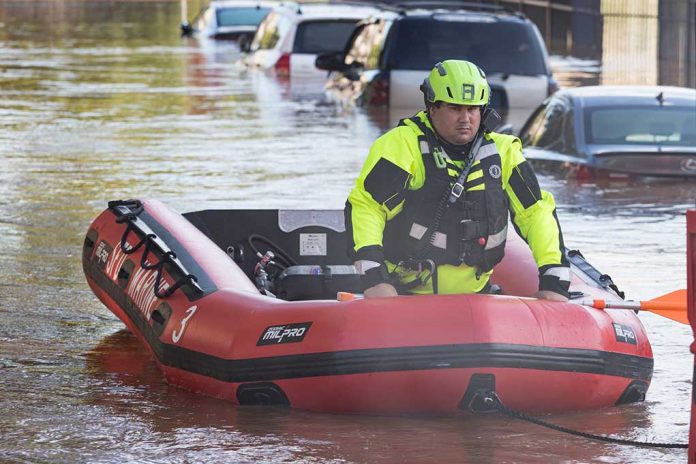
83;199;658;415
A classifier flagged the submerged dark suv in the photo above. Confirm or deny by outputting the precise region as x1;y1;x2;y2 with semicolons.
317;3;558;131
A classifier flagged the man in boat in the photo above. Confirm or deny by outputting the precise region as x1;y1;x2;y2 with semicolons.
344;59;570;300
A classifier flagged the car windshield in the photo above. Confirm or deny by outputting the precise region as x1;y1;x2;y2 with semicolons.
388;17;547;75
585;106;696;146
216;7;270;27
293;20;358;54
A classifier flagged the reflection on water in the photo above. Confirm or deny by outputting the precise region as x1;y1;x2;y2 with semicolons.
549;55;602;89
0;1;693;463
77;331;681;464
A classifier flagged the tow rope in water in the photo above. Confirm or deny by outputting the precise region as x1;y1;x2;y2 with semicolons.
472;390;688;449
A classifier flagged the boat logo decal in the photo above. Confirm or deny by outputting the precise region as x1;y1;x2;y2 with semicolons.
257;322;313;346
681;158;696;172
172;305;198;343
94;241;112;270
105;241;131;281
127;266;169;321
612;323;637;345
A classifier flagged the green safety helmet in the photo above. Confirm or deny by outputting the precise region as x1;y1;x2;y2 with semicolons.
420;60;490;107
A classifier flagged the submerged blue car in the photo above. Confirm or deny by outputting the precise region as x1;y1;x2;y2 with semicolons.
519;86;696;179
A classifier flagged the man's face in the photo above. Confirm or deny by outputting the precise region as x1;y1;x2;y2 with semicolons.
429;103;481;145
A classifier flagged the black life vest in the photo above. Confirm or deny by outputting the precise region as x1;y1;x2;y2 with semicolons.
383;117;509;273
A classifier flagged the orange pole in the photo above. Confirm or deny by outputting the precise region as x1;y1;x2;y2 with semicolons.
687;209;696;463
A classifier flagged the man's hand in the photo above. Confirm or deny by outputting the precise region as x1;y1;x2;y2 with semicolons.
534;290;569;302
364;283;398;298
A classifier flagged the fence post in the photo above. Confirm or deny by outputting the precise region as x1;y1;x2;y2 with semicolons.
688;209;696;463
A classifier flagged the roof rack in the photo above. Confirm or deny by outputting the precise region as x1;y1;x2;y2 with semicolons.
393;1;503;11
330;0;524;17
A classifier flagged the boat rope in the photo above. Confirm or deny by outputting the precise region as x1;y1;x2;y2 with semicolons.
111;199;144;223
108;199;202;299
119;223;152;254
470;390;688;449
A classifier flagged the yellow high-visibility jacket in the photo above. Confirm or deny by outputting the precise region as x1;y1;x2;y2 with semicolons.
345;111;570;295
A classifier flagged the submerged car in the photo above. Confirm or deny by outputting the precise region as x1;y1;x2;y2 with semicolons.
316;3;557;132
182;0;278;48
519;86;696;179
243;3;378;83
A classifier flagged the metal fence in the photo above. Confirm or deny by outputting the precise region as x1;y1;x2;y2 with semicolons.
487;0;695;87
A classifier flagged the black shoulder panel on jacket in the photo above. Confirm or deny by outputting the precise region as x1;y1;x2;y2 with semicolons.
509;161;542;209
364;158;410;205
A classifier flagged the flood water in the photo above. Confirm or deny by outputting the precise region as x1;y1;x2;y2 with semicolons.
1;1;695;463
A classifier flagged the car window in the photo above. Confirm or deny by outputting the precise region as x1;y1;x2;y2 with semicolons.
217;7;270;27
525;98;568;150
585;106;696;146
562;107;577;154
345;20;391;70
293;20;358;54
251;12;291;50
520;105;546;146
387;17;547;75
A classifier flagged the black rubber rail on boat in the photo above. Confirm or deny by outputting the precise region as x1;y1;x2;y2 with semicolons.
470;390;688;449
565;249;625;299
108;199;203;299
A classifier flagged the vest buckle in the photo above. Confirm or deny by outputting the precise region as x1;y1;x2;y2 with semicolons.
433;148;447;169
451;182;465;199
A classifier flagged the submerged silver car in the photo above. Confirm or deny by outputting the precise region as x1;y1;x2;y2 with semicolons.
182;0;277;48
317;4;557;132
243;3;378;84
519;86;696;178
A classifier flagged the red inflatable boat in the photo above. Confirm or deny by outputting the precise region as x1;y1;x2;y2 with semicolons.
83;199;653;415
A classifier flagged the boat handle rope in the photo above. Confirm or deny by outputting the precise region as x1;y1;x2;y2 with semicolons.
151;251;197;299
137;241;194;298
469;390;687;449
140;240;163;270
119;223;152;255
109;200;203;300
112;199;144;224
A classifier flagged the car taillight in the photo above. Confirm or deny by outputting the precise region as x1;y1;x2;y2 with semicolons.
576;164;593;180
275;53;290;77
547;76;560;96
368;75;389;106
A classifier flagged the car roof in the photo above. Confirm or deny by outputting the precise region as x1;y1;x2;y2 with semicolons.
357;2;529;22
209;0;281;9
557;85;696;107
272;2;380;21
402;9;528;22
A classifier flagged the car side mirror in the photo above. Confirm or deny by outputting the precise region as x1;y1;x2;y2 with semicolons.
180;21;194;37
315;51;348;72
344;67;363;82
240;39;252;53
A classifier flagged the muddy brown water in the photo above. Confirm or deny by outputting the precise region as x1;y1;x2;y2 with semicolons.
1;1;695;463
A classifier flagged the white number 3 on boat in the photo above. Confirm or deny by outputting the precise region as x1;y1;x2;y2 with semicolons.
172;305;198;343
